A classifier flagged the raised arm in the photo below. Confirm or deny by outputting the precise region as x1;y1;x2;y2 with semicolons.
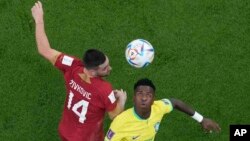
170;98;221;133
31;1;61;64
108;89;127;120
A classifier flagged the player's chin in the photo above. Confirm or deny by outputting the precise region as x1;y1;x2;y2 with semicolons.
140;104;149;109
101;72;110;77
106;71;112;75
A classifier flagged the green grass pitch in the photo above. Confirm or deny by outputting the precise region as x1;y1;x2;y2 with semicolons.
0;0;249;140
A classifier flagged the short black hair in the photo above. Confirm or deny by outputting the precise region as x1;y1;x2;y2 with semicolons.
83;49;106;69
134;78;156;92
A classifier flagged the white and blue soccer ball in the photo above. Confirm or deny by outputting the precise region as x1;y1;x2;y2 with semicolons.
125;39;154;68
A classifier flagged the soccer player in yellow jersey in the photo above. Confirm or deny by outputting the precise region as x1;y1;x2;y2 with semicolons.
105;78;221;141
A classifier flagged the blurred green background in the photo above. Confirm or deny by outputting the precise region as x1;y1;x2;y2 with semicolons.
0;0;249;140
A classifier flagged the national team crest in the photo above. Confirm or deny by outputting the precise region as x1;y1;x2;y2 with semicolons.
154;122;160;132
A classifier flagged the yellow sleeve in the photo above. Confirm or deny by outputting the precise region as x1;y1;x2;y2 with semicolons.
160;99;173;114
105;128;117;141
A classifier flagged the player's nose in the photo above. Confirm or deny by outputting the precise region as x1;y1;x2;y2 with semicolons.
141;94;148;101
109;66;112;71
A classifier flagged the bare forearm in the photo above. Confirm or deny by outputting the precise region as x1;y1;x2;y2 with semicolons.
35;22;60;64
109;99;125;120
170;98;221;132
35;23;51;55
32;2;60;64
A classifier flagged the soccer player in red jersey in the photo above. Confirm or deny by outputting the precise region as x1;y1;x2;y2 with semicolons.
31;1;127;141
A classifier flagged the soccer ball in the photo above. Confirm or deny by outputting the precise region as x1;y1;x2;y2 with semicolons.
125;39;154;68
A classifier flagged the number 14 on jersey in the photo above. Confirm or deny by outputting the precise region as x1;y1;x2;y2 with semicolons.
67;91;89;123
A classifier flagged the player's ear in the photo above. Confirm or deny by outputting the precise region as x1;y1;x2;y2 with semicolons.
89;69;97;76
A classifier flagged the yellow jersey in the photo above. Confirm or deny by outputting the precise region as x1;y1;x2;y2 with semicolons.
105;99;173;141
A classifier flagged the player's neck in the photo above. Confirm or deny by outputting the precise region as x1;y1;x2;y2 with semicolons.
83;68;96;77
140;112;150;119
134;108;151;119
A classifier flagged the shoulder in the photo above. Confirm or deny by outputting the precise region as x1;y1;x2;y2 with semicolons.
113;108;133;123
153;99;173;113
55;53;83;71
93;79;113;93
91;79;116;106
154;99;172;106
109;108;133;130
58;54;82;64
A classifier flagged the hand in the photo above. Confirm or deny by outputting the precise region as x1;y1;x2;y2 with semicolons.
114;89;127;105
201;118;221;133
31;1;44;24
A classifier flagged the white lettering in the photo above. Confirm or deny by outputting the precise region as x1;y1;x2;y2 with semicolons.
234;129;247;136
241;129;247;136
234;129;241;136
69;80;91;100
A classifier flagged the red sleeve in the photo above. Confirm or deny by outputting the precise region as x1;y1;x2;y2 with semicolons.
54;53;83;73
99;82;117;112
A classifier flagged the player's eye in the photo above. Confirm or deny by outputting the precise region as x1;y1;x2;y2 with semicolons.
148;94;153;98
102;66;108;71
136;92;143;95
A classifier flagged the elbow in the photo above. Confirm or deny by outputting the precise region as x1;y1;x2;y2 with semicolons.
109;115;115;120
108;112;118;120
108;108;123;120
37;48;45;56
38;50;44;57
37;48;52;60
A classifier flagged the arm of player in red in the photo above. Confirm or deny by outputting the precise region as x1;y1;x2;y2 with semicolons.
108;89;127;120
31;1;61;64
170;98;221;133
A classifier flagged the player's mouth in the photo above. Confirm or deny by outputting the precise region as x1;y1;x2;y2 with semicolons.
140;103;147;107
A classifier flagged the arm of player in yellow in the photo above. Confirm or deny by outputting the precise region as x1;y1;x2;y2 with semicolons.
170;98;221;132
170;98;195;116
31;1;61;65
108;89;127;120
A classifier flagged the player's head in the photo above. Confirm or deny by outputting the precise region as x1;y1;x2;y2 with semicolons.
83;49;112;77
133;78;156;115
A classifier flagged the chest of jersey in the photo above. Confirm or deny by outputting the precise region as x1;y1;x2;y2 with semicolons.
117;110;164;141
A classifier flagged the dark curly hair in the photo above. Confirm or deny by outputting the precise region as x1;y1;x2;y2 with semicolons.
134;78;156;92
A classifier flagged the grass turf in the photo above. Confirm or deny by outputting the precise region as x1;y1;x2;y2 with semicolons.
0;0;249;140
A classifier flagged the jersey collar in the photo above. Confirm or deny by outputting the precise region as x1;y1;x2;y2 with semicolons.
132;107;149;121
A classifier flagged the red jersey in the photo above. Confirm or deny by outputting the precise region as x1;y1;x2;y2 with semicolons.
54;53;117;141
